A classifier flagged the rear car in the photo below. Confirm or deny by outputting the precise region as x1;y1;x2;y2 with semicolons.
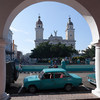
87;73;96;85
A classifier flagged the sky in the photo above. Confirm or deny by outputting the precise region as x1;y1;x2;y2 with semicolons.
10;1;92;55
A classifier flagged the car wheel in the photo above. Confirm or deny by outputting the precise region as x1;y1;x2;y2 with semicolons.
29;85;37;93
65;84;72;91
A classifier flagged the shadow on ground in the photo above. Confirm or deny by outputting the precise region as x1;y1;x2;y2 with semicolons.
6;83;91;98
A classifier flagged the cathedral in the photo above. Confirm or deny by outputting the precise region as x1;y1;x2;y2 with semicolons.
35;16;76;48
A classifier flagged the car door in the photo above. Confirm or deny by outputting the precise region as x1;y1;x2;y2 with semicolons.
40;72;55;90
54;72;68;89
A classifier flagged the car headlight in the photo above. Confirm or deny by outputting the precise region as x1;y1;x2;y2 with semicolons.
23;78;28;83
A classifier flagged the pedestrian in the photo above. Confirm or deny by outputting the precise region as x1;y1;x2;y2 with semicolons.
53;64;58;68
19;63;22;72
53;60;58;68
77;59;80;64
49;59;53;68
53;60;57;65
61;59;66;70
50;59;53;66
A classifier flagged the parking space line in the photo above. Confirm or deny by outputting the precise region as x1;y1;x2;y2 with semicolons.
18;85;23;94
82;85;90;91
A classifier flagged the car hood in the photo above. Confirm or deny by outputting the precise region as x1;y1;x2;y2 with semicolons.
24;75;40;82
69;73;81;79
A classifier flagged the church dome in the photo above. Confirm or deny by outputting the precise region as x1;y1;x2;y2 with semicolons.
67;17;73;25
36;16;43;25
68;21;73;25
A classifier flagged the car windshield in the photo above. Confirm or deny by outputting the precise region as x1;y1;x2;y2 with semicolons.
39;71;44;79
65;71;70;77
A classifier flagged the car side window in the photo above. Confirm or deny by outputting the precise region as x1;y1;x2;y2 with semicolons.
60;73;66;78
55;72;66;78
55;73;61;78
43;73;54;79
50;73;54;79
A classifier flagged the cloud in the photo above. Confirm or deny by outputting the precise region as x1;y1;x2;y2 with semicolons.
10;27;29;35
10;27;18;32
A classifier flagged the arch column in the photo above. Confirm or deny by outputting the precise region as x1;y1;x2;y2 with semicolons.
92;40;100;97
0;39;9;100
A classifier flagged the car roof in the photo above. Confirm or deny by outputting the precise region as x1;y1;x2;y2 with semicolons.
43;68;66;73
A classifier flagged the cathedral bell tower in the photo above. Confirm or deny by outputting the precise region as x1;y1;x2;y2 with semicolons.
66;17;75;41
35;16;44;40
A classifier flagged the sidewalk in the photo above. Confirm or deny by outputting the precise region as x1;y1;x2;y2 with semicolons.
10;92;99;100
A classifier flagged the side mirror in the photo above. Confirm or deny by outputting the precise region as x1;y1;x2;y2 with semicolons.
41;76;45;80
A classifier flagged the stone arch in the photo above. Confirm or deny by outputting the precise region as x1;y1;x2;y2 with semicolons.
1;0;100;99
3;0;99;44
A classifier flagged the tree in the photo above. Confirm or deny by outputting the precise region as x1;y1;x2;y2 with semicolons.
30;42;51;58
82;46;95;59
30;42;78;59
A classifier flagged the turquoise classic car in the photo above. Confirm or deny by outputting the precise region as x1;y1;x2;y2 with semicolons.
23;68;82;93
87;73;96;85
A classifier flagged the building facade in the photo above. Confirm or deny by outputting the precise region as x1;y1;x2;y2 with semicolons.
5;30;13;61
1;1;100;99
13;43;17;60
35;16;76;48
5;30;18;62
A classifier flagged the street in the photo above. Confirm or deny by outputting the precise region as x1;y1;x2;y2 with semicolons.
6;71;96;95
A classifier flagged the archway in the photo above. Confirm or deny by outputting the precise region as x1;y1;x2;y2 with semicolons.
3;0;99;43
0;0;100;99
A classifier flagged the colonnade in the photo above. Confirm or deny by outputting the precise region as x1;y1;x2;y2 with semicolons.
0;39;9;100
92;40;100;97
0;39;100;99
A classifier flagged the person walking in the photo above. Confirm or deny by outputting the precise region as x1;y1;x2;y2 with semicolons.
19;63;22;72
61;59;66;70
50;59;53;67
49;59;53;68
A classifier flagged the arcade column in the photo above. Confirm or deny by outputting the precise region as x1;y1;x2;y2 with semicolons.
0;39;9;100
92;41;100;97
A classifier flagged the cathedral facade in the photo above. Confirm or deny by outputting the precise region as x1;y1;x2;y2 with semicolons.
35;16;76;48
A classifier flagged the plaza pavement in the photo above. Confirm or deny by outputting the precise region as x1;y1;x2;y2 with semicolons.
7;72;100;100
10;92;99;100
